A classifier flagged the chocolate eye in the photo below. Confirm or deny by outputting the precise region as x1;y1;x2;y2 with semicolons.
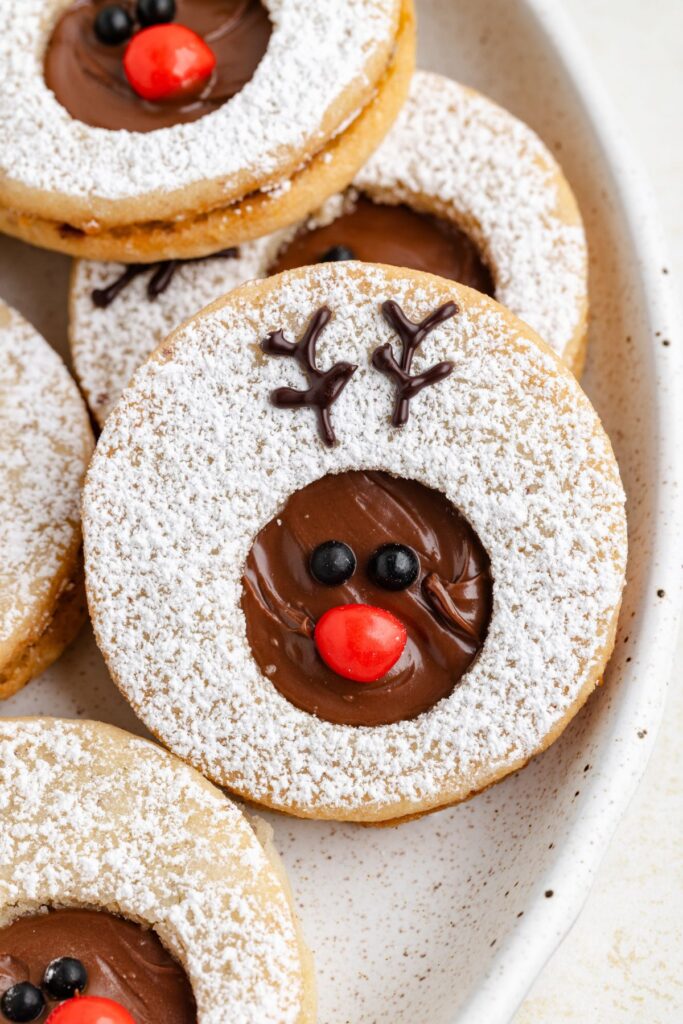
0;983;45;1023
310;541;356;586
319;245;356;263
368;544;420;591
94;5;134;46
137;0;177;26
43;957;88;1000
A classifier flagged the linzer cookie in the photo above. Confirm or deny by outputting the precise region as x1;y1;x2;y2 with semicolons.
0;0;414;261
70;71;587;426
82;263;627;824
0;718;315;1023
0;303;93;700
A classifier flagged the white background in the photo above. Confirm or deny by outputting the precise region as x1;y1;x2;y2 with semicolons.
515;2;683;1020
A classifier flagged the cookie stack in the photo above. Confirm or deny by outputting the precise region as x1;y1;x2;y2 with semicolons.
0;1;626;1020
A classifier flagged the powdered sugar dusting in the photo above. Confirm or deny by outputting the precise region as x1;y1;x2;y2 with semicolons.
0;0;398;203
71;73;586;427
0;719;304;1024
355;71;587;354
0;304;90;644
83;264;626;817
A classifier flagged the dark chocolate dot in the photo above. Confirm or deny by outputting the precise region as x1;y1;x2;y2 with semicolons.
94;5;134;45
1;984;45;1023
368;544;420;591
137;0;177;26
43;957;88;1000
310;541;356;586
657;589;665;598
544;890;554;898
319;245;356;263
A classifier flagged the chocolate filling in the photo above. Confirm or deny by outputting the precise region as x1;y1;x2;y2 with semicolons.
44;0;272;132
0;909;196;1023
242;471;492;727
270;197;495;294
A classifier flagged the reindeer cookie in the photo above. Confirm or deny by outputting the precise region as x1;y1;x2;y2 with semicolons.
0;303;93;700
0;718;315;1023
70;71;587;427
83;263;627;824
0;0;414;262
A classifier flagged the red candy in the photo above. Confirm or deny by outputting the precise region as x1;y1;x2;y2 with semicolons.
123;24;216;102
46;996;136;1024
314;604;407;683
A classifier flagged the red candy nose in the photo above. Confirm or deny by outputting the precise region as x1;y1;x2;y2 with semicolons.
314;604;407;683
46;996;136;1024
124;24;216;102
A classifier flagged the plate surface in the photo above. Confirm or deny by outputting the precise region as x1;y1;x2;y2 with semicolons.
2;1;682;1021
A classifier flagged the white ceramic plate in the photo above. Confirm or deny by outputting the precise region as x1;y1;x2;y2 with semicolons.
2;1;682;1021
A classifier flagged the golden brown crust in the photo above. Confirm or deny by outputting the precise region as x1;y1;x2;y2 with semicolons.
0;0;415;262
0;554;87;700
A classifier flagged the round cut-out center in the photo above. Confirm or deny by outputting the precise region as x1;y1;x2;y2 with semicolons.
0;908;195;1024
270;196;495;294
44;0;272;132
242;470;493;727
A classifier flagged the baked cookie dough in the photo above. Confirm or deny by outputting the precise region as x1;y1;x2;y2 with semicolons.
83;263;627;824
0;718;315;1023
70;71;587;426
0;303;93;700
0;0;415;261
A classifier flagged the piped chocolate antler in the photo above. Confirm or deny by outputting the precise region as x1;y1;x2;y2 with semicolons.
261;306;357;447
372;300;458;426
91;248;239;308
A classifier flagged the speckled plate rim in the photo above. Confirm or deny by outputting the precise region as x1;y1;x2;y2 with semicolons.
455;2;683;1021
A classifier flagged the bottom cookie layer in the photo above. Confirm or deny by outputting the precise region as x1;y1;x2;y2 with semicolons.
0;556;87;700
0;0;415;263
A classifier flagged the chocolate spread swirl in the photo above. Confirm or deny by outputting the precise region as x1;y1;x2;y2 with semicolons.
44;0;272;132
242;471;492;727
0;909;196;1024
270;197;495;294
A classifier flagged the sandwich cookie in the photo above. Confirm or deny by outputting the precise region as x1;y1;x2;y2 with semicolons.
0;0;414;261
0;718;314;1023
0;303;93;700
82;263;626;824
